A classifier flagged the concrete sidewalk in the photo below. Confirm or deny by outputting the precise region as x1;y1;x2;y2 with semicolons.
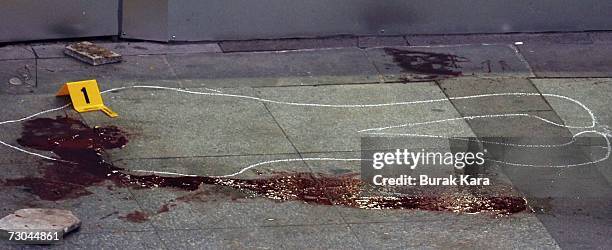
1;32;611;249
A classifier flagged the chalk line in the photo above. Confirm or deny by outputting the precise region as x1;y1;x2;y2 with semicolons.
0;103;71;125
0;104;72;161
131;169;197;177
210;157;364;178
361;132;578;148
0;85;608;177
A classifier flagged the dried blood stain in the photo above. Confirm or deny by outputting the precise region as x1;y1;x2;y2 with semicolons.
3;116;526;216
157;204;176;214
383;48;468;80
120;210;149;223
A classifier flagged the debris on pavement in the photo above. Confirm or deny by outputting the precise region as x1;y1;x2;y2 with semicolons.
8;77;22;85
64;41;122;66
0;208;80;243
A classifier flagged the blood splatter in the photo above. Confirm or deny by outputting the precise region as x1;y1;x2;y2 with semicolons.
384;48;467;80
120;210;149;223
157;204;175;214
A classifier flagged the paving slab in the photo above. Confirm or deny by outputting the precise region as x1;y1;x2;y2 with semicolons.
531;78;612;134
108;42;222;56
167;51;283;88
0;45;35;60
358;36;408;48
536;212;612;249
337;206;460;226
502;166;611;198
256;82;474;153
60;231;164;249
36;55;179;94
532;80;610;130
80;87;296;159
437;78;602;202
31;43;70;59
493;151;610;248
439;77;551;116
157;225;362;249
464;110;572;138
467;78;612;249
407;32;592;46
167;48;380;89
506;170;611;250
366;44;532;82
589;31;612;44
276;48;380;85
219;36;358;52
0;59;36;95
531;78;612;183
32;42;221;59
0;241;35;249
455;108;581;203
349;214;558;249
519;43;612;77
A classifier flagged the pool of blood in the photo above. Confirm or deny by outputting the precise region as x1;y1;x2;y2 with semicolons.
4;116;526;215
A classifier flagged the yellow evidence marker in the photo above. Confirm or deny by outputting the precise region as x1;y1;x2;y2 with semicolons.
56;79;118;118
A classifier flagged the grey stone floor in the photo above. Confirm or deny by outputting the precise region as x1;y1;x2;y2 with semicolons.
1;33;611;249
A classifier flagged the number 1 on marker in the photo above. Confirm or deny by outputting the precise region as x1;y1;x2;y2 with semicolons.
81;87;90;104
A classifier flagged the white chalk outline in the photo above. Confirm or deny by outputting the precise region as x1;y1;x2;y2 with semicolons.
0;85;609;177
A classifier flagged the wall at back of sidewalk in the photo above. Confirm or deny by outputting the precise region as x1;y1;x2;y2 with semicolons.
0;0;119;43
2;0;612;43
